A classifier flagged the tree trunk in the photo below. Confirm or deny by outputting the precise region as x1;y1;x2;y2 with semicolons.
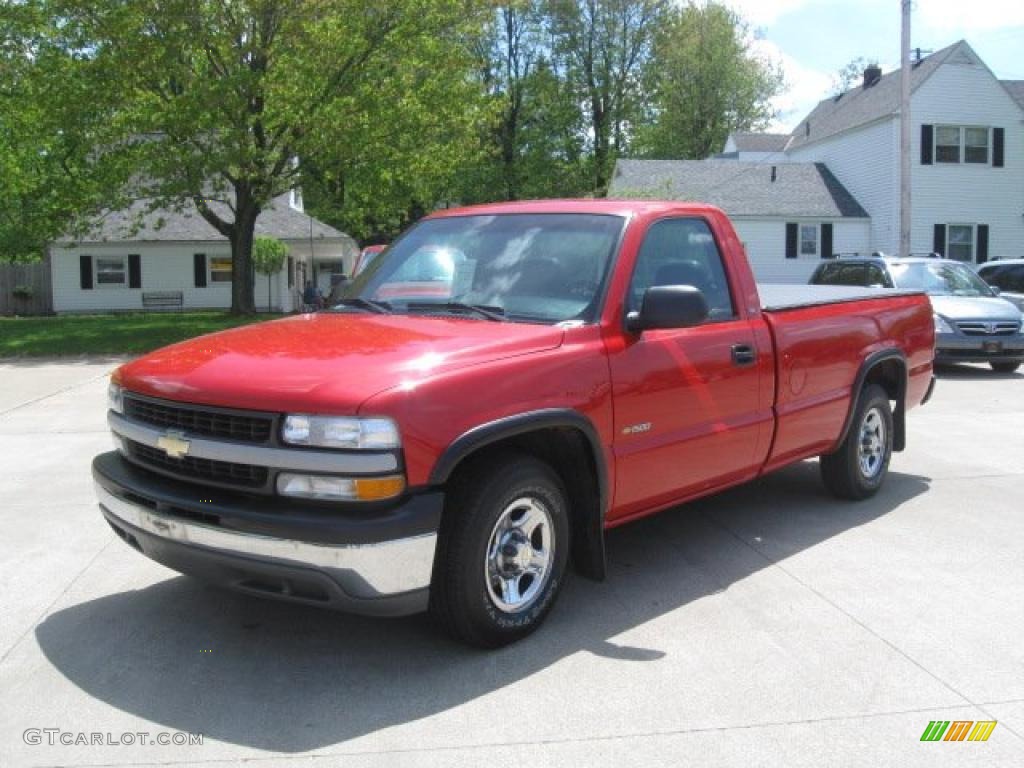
229;196;259;315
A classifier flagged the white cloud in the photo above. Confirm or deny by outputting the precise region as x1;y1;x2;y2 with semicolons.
752;38;832;132
915;0;1024;32
724;0;815;27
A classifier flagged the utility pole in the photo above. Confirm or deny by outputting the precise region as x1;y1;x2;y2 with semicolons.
899;0;912;258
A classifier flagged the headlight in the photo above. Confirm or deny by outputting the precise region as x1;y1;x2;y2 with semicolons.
107;382;124;414
281;414;400;450
276;473;405;501
933;315;953;334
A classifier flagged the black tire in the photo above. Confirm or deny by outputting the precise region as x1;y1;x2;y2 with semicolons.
820;384;894;500
430;452;570;648
991;362;1021;373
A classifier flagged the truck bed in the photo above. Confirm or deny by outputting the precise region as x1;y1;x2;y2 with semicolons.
758;284;925;312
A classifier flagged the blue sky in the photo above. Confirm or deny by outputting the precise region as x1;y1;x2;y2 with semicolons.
728;0;1024;132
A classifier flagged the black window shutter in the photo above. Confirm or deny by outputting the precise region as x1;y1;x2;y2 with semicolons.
921;125;933;165
976;225;989;263
194;253;207;287
820;223;833;259
287;256;294;288
785;223;798;259
933;224;946;256
128;254;141;288
992;128;1004;167
79;255;93;290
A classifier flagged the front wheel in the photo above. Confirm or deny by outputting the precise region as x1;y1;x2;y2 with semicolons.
820;384;894;500
991;361;1021;373
430;453;570;648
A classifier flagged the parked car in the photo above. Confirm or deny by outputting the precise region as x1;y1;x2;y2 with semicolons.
977;259;1024;313
95;201;934;648
811;256;1024;373
353;244;386;276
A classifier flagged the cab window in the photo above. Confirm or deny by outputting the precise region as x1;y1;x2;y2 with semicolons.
627;218;735;320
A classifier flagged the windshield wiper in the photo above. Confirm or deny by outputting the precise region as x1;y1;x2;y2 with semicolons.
333;297;392;314
405;301;507;322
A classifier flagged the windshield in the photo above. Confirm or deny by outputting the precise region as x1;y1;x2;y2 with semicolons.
336;213;625;324
889;262;994;297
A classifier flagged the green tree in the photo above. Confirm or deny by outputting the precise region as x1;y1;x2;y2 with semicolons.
251;235;288;311
635;1;783;160
5;0;486;312
547;0;668;193
455;3;587;204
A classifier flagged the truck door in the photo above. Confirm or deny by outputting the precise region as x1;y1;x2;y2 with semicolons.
607;217;766;521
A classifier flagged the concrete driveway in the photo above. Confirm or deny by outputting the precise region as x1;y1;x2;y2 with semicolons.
1;359;1022;767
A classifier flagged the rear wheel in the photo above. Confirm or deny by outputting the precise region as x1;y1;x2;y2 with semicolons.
820;384;893;500
430;453;570;648
991;362;1021;373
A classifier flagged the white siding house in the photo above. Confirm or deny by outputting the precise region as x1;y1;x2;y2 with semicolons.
609;159;871;283
50;193;358;313
759;41;1024;262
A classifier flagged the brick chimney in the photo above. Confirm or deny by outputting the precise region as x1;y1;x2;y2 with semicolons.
863;64;882;88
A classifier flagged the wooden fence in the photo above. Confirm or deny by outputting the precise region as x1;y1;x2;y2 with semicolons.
0;257;53;315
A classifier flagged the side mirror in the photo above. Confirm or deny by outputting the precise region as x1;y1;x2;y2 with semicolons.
626;285;709;334
990;286;1001;296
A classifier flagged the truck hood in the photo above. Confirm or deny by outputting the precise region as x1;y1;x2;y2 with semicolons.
115;313;565;413
929;295;1023;322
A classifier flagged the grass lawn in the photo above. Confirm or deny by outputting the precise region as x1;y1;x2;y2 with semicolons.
0;312;286;357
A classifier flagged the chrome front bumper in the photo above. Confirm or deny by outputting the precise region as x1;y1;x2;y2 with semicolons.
93;454;440;616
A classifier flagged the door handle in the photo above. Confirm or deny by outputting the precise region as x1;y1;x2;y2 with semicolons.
731;343;756;366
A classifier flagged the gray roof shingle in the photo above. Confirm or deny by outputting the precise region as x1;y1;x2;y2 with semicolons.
608;159;869;219
1002;80;1024;110
62;193;348;244
729;132;791;152
787;40;963;150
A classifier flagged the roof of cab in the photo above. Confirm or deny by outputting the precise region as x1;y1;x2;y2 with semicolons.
424;198;725;220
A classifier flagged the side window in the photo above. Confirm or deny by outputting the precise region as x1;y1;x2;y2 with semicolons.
1009;267;1024;293
628;218;735;320
814;263;842;285
866;264;891;287
993;266;1024;293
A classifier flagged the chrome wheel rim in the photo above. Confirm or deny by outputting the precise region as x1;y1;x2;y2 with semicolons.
485;496;554;613
858;407;886;479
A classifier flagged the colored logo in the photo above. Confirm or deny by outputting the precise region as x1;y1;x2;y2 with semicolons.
920;720;997;742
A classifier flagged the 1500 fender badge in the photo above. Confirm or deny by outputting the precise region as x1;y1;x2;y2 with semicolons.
622;422;652;436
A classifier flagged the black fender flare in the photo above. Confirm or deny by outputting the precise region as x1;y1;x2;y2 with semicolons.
429;408;608;580
834;349;908;453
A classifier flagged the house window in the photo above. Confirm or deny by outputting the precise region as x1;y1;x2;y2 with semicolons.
935;126;961;163
210;256;232;282
964;127;989;164
935;125;989;164
800;225;818;256
947;225;974;262
95;256;127;287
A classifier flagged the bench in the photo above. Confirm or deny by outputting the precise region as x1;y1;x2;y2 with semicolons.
142;291;184;310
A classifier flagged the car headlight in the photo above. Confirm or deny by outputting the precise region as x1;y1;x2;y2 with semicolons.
107;382;124;414
933;314;953;334
281;414;400;450
276;473;405;501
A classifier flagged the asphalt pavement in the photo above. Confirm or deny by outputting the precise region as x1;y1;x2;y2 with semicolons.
0;358;1022;767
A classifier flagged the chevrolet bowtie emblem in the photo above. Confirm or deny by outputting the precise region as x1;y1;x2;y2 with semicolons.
156;430;191;459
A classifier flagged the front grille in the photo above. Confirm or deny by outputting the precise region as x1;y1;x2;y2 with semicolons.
125;439;269;489
124;395;274;444
956;321;1020;336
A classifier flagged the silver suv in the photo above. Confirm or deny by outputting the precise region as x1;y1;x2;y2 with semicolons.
977;259;1024;313
810;257;1024;373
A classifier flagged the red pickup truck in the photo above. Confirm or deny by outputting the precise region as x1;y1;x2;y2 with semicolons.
94;200;935;647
